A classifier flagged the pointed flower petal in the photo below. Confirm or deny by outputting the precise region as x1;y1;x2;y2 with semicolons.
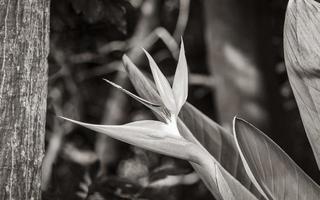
143;49;177;113
172;39;188;114
122;55;162;104
122;55;172;120
59;117;201;163
103;79;162;112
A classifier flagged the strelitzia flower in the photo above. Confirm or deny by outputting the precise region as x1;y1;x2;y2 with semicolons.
61;41;262;199
60;41;203;164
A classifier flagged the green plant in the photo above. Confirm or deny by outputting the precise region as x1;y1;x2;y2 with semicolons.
61;0;320;199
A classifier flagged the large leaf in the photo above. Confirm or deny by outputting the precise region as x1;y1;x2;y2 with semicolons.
196;162;259;200
233;117;320;200
284;0;320;168
178;121;259;200
179;103;259;193
122;54;263;199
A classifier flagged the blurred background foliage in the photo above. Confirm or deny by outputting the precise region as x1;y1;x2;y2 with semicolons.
43;0;319;199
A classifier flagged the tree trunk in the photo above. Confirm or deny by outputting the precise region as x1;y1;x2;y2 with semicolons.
203;0;269;130
0;0;50;199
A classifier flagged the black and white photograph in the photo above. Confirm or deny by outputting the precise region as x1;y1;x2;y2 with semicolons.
1;0;320;199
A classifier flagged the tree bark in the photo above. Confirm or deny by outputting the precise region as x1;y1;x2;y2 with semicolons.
0;0;50;199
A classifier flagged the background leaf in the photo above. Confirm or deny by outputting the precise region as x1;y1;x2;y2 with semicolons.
284;0;320;168
233;117;320;200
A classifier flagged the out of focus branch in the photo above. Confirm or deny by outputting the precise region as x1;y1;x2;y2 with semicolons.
96;0;162;176
68;0;190;69
173;0;190;40
42;117;63;190
204;0;268;129
43;42;83;190
134;27;179;59
148;172;199;188
168;73;215;88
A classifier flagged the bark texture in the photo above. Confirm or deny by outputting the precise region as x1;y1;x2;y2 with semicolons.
0;0;50;199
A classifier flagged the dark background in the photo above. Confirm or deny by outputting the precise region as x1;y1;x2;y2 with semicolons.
43;0;319;199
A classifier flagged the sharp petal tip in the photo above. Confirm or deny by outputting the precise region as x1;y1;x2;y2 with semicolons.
103;79;123;90
102;78;112;85
102;78;111;83
142;48;152;59
122;55;132;71
180;38;184;46
122;54;129;60
58;116;85;126
122;54;129;63
58;116;72;122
